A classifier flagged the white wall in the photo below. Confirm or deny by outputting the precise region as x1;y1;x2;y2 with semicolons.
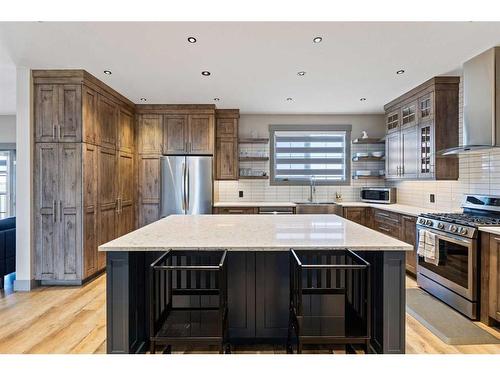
14;67;34;291
0;115;16;144
215;113;386;203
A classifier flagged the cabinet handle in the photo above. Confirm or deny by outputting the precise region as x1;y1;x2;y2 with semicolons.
53;200;57;222
58;125;62;140
379;226;391;232
227;209;244;214
53;125;57;140
377;212;390;218
59;200;63;222
494;237;500;242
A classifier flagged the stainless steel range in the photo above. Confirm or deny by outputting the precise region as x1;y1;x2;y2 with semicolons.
416;194;500;320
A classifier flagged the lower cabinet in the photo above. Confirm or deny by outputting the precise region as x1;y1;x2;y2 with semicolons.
343;207;366;226
227;252;289;339
341;206;417;274
401;215;417;275
481;233;500;325
138;154;160;227
213;207;258;215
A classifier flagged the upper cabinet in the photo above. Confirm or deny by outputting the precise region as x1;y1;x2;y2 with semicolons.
215;109;239;180
35;84;82;143
136;105;216;156
384;76;459;181
34;71;135;152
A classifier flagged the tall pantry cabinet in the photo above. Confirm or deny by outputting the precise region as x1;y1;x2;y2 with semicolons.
33;70;136;285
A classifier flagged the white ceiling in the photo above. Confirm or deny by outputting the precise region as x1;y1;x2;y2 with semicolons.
1;22;500;115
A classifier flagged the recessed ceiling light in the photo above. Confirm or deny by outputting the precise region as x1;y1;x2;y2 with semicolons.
297;71;306;76
140;98;147;102
103;70;112;75
201;71;211;76
187;37;197;43
213;98;220;101
313;36;323;43
286;97;293;101
396;69;405;75
360;98;367;101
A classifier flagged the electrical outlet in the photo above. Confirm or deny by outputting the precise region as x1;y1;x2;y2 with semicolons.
239;191;244;198
430;194;435;203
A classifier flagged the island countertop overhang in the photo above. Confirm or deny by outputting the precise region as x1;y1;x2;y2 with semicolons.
99;214;413;252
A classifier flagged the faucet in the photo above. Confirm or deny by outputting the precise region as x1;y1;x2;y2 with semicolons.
308;176;316;203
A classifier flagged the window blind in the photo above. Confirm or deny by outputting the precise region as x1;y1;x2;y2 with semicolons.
270;125;351;185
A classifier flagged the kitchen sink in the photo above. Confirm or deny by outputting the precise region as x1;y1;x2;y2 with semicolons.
295;202;340;214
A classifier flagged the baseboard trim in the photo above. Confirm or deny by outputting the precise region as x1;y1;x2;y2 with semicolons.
13;278;38;291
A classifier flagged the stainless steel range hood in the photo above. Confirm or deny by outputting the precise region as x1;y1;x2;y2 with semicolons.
440;47;500;155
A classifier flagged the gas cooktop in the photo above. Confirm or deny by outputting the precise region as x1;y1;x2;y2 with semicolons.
420;212;500;227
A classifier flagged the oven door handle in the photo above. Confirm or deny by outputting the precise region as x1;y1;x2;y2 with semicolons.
416;226;473;245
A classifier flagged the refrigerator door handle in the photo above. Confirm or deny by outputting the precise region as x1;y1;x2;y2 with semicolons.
186;164;190;211
181;162;186;211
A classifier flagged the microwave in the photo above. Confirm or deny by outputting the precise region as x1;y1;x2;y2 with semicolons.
360;187;396;204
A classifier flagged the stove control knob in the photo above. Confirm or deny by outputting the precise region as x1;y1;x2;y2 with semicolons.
437;223;445;229
426;220;433;226
419;218;425;224
460;228;468;235
450;225;458;233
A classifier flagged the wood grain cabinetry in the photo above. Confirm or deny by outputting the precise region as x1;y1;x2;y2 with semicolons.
480;232;500;325
138;114;163;154
189;114;214;154
34;143;82;281
138;154;161;227
343;207;366;226
163;114;187;154
33;70;136;284
215;109;239;180
384;76;459;181
35;84;82;143
401;215;417;275
213;207;258;215
162;113;214;155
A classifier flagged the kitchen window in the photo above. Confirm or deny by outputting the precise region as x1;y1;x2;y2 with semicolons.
269;125;351;185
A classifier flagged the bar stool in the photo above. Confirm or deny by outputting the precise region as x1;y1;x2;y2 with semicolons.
287;249;371;354
149;250;229;354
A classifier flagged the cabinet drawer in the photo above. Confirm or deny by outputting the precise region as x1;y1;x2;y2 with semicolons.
214;207;257;214
373;209;400;224
374;220;400;238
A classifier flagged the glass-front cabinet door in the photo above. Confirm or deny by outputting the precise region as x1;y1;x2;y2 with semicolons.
401;101;417;128
418;92;434;122
418;122;434;179
386;110;400;133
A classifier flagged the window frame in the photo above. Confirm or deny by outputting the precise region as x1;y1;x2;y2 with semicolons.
269;124;352;186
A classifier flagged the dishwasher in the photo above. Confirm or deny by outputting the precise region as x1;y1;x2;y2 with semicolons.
258;207;295;215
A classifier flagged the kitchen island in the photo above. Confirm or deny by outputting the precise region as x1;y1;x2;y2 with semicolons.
100;214;412;354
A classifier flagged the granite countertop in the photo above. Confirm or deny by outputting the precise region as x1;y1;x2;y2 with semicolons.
478;227;500;236
99;214;412;252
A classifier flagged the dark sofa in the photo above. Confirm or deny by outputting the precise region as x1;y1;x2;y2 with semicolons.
0;216;15;289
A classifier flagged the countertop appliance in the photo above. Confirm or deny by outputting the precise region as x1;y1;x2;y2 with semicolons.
160;155;213;217
360;187;396;204
416;194;500;319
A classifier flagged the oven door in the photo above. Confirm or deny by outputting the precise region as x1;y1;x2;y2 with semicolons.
416;227;477;301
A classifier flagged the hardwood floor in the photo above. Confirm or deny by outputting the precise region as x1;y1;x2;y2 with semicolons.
0;274;499;354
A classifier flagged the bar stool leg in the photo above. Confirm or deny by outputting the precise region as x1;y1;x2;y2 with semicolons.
150;342;156;354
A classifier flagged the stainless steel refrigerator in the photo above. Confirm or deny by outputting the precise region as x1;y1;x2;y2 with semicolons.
160;155;213;217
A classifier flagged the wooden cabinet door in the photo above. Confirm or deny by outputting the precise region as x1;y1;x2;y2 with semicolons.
58;143;82;280
97;146;118;270
216;118;238;137
401;101;417;128
418;92;434;122
386;110;400;134
216;137;238;180
163;114;187;154
401;215;417;275
188;114;214;154
83;143;98;279
489;236;500;322
58;85;82;142
227;252;256;338
82;86;98;144
255;252;290;338
34;143;59;280
385;131;401;179
97;95;118;149
118;107;134;153
138;154;160;227
138;114;162;154
35;84;59;142
343;207;366;226
401;125;418;179
117;151;135;237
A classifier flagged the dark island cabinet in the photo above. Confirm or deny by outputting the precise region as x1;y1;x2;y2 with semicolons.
226;252;290;340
